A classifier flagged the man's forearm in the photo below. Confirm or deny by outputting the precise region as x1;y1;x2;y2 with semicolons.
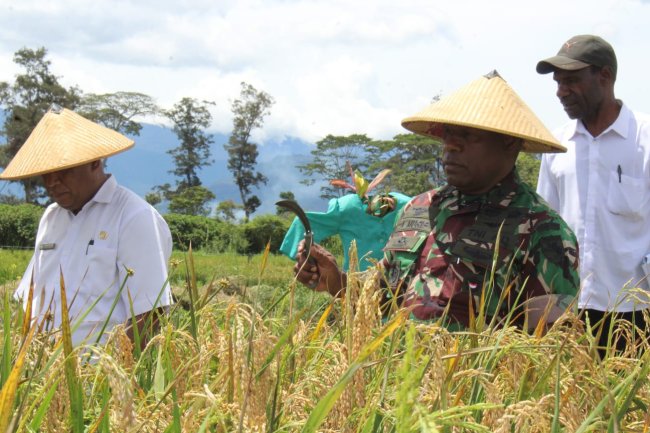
126;306;167;351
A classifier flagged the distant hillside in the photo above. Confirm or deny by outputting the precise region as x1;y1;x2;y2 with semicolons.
1;119;331;216
111;124;328;216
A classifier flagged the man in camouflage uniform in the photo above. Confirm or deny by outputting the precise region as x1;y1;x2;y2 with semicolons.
295;71;579;331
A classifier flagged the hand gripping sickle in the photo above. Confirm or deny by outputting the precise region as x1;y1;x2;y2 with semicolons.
276;199;318;288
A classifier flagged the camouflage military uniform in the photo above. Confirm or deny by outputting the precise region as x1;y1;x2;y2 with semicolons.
382;170;579;329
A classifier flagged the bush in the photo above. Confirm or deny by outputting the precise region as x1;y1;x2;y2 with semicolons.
205;224;248;254
164;213;249;253
164;213;224;251
241;214;290;254
165;213;290;254
0;204;44;248
321;234;343;257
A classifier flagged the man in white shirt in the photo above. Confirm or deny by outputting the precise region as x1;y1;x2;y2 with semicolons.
0;106;174;347
536;35;650;354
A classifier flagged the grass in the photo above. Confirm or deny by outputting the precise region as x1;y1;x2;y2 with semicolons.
0;249;302;306
0;248;298;286
1;247;650;432
0;249;31;289
167;250;297;288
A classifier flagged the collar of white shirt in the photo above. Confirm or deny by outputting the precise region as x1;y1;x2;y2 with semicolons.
75;174;118;214
571;102;631;140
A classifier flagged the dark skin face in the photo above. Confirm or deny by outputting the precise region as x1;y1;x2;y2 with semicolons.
441;125;520;195
553;67;606;122
41;161;109;214
552;66;619;136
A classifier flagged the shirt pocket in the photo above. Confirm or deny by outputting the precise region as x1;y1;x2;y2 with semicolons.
83;245;119;296
606;171;647;219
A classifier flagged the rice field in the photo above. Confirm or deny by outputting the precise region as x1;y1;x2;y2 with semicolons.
1;246;650;432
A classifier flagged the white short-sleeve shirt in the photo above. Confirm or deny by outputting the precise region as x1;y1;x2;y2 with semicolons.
15;175;173;345
537;104;650;312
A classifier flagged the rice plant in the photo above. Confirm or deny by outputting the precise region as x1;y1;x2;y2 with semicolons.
1;245;649;432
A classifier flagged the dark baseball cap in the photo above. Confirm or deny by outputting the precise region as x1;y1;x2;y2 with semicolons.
536;34;617;75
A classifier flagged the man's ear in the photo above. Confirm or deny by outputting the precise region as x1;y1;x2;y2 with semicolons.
503;136;523;155
600;65;615;84
90;160;105;171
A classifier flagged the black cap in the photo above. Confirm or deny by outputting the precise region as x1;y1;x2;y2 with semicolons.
536;34;617;76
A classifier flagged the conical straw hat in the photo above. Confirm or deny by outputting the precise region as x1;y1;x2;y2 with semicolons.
401;71;566;153
0;106;134;180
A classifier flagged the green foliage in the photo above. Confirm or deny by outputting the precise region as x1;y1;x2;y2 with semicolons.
0;194;22;205
0;203;44;248
207;226;249;254
296;132;539;199
367;133;444;196
77;91;159;136
241;214;290;254
151;98;217;216
276;192;296;217
165;213;230;251
163;213;252;254
145;191;162;207
297;134;372;200
165;251;296;292
516;152;542;189
0;249;31;289
0;47;81;203
167;185;216;217
216;199;243;222
165;97;215;189
225;82;275;218
320;235;343;258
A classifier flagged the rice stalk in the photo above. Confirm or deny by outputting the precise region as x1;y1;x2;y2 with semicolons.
0;322;35;432
59;270;84;433
301;309;408;433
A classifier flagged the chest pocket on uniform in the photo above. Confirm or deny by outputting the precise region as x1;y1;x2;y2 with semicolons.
384;232;428;288
448;210;522;292
606;171;647;219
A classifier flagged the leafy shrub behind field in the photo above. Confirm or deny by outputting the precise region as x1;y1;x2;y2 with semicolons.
165;213;290;254
241;214;290;254
0;205;291;255
164;213;237;252
0;203;44;248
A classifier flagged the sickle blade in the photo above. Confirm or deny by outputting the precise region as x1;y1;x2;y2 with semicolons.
276;199;313;252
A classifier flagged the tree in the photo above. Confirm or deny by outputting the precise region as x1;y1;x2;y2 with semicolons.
144;191;162;207
149;183;216;217
276;191;295;216
151;98;216;216
216;199;244;222
168;185;215;216
0;47;80;203
77;91;159;136
165;97;215;189
297;134;371;200
225;82;274;219
0;194;22;205
366;133;444;196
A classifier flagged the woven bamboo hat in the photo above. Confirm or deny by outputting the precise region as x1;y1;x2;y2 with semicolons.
401;70;566;153
0;106;134;180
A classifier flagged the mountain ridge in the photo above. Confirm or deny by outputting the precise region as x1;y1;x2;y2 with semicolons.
2;120;331;216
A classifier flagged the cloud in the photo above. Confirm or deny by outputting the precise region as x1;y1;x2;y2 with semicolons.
0;0;649;148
